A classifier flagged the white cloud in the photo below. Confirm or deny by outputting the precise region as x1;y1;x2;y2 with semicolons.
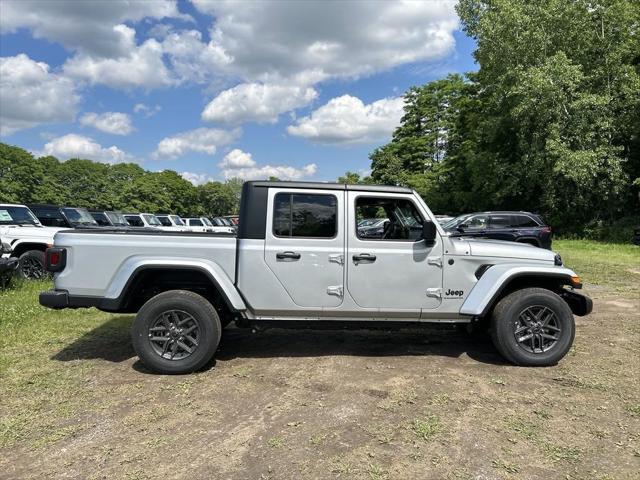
202;82;318;124
190;0;458;82
39;134;133;163
133;103;162;117
287;95;405;145
0;0;185;57
152;127;241;159
0;54;79;135
80;112;134;135
180;171;212;185
63;33;173;89
218;149;316;180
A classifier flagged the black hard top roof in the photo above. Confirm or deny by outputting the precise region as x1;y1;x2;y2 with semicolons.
246;180;412;194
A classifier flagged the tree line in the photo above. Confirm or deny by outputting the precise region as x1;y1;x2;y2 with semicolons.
0;143;242;217
345;0;640;240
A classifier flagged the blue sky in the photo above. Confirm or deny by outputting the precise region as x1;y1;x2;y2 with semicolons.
0;0;476;184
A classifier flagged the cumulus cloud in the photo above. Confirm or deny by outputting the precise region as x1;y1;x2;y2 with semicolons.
0;54;79;135
287;95;405;145
133;103;162;117
202;83;318;124
39;134;133;163
79;112;134;135
0;0;185;58
190;0;458;81
180;171;213;185
152;127;241;159
218;149;317;180
63;33;173;89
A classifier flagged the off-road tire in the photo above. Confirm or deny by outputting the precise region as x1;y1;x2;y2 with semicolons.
490;287;575;366
132;290;221;374
18;250;46;280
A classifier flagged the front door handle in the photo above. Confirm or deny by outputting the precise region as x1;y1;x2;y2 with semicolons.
276;251;301;260
353;253;376;263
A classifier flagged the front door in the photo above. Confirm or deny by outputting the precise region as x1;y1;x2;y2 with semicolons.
264;188;345;308
346;192;443;313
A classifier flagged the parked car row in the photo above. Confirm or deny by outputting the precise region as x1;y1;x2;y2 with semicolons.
0;203;236;280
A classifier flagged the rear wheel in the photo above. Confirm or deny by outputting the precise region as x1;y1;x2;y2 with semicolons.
131;290;221;374
490;288;575;366
18;250;46;280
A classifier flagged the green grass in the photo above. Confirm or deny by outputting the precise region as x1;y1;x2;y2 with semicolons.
553;240;640;294
0;279;132;449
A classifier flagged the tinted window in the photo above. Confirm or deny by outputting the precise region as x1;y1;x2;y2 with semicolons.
511;215;538;228
273;193;337;238
0;206;39;225
32;207;67;227
125;215;144;227
91;212;110;226
465;215;488;229
170;215;185;226
489;215;511;229
356;197;423;241
190;219;203;226
157;216;172;227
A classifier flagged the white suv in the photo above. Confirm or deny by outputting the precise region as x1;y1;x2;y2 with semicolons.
0;204;64;279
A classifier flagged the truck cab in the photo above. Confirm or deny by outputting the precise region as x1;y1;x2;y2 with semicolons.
40;181;592;374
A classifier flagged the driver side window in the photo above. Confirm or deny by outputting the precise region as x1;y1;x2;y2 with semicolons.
466;215;488;229
356;197;423;241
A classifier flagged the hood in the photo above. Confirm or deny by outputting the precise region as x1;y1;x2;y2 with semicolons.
0;224;65;241
466;238;555;263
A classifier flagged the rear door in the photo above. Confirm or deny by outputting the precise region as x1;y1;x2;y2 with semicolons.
264;188;345;308
488;214;515;241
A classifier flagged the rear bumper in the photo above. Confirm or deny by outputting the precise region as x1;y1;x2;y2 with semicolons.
39;289;103;310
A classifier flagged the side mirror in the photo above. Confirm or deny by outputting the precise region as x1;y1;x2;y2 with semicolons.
422;221;437;246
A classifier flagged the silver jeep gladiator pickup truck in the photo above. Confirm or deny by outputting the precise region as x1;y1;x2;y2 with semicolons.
40;181;592;374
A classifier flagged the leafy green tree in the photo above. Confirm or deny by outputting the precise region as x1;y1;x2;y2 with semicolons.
198;182;237;216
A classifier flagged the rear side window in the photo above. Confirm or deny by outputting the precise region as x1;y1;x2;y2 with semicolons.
190;219;203;226
273;193;337;238
489;215;511;229
91;213;110;226
125;215;143;227
33;207;67;227
157;216;172;227
511;215;538;228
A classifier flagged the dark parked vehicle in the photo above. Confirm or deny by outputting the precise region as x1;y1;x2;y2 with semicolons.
0;239;19;288
89;210;130;227
28;204;101;229
443;211;552;249
633;226;640;245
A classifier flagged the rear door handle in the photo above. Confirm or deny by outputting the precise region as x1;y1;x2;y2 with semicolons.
276;251;301;260
353;253;376;263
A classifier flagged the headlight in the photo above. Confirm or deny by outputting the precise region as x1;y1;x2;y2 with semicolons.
554;254;563;266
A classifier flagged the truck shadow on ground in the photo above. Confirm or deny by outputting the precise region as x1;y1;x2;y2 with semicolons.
51;316;507;367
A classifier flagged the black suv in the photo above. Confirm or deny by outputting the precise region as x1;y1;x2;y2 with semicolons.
27;204;101;229
443;211;552;249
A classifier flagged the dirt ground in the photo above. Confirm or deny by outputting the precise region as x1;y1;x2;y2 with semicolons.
1;285;639;480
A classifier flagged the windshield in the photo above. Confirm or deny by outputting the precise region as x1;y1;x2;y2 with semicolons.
0;206;40;225
105;211;128;226
202;218;213;226
442;214;470;230
142;214;162;226
62;207;99;226
169;215;185;226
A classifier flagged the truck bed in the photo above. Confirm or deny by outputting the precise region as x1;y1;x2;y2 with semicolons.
53;229;237;297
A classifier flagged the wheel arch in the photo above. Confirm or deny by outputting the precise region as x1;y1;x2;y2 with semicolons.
11;241;49;258
460;264;582;318
102;259;246;314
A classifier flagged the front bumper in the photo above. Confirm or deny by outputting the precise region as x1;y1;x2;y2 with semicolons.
560;290;593;316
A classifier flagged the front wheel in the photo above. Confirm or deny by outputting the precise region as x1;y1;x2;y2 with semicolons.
131;290;221;374
490;288;575;366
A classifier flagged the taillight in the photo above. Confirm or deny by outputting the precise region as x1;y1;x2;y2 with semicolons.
45;247;66;272
541;226;552;234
